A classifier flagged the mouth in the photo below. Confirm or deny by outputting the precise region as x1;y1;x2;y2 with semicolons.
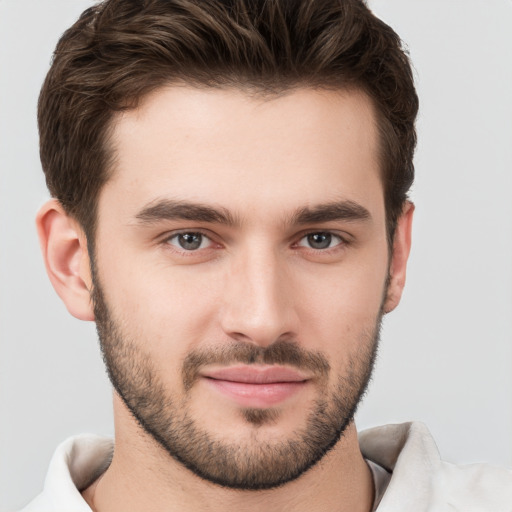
200;365;309;408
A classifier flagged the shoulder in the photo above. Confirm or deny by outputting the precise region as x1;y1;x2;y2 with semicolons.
18;434;113;512
431;459;512;511
359;422;512;512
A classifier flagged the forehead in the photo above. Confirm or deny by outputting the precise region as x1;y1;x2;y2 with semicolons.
102;86;383;224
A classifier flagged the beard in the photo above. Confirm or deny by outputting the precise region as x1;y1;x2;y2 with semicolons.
92;278;382;490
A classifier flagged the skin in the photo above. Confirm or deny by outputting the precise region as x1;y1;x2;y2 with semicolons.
37;86;413;512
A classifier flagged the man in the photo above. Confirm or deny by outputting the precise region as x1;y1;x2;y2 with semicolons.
20;0;512;511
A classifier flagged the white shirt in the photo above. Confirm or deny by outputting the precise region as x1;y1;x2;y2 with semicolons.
20;422;512;512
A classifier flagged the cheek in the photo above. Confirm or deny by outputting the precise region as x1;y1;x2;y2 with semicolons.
98;255;224;356
294;259;387;337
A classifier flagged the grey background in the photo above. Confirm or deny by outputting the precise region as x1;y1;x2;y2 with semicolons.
1;0;511;510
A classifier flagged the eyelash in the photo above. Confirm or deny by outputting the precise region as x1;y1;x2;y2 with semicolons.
163;230;218;254
294;231;346;252
162;229;349;255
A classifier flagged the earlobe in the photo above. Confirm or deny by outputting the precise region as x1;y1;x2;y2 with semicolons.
36;199;95;321
383;201;414;314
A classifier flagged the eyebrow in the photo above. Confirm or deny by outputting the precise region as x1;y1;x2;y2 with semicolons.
134;198;371;227
290;200;371;225
135;199;239;226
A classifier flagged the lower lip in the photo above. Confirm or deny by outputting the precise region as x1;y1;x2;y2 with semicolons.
203;378;307;408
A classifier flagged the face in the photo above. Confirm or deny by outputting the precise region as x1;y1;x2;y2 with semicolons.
92;87;391;489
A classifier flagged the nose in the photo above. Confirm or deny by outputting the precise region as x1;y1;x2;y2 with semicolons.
219;246;298;347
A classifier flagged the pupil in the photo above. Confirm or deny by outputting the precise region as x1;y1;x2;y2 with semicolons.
308;233;331;249
179;233;202;250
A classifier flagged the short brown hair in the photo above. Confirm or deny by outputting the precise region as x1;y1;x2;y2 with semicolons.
38;0;418;245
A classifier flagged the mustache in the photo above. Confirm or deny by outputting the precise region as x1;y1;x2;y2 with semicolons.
182;340;330;391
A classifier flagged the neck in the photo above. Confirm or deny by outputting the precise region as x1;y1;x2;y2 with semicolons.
83;397;374;512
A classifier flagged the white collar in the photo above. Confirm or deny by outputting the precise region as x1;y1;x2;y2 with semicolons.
21;422;512;512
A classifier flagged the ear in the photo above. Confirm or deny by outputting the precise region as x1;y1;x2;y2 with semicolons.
383;201;414;314
36;199;95;321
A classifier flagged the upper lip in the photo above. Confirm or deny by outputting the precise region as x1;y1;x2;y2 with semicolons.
201;365;309;384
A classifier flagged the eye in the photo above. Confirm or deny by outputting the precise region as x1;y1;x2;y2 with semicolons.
297;232;343;250
166;232;212;251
